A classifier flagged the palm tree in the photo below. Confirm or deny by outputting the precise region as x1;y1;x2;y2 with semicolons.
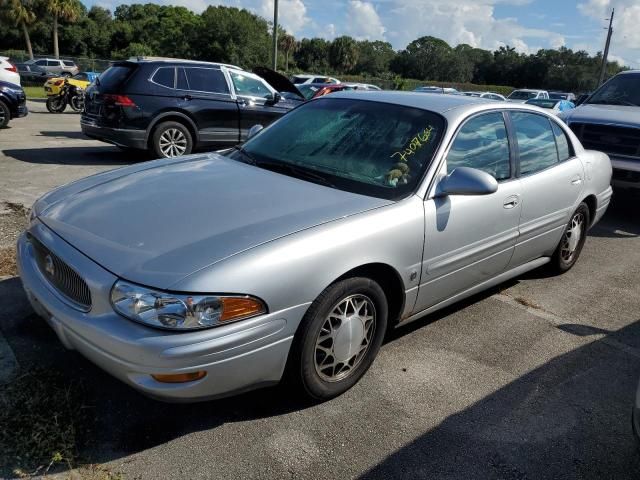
44;0;81;59
1;0;36;60
279;34;296;72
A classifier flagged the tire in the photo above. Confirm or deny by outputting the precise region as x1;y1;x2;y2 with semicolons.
287;277;388;400
151;121;193;158
0;100;9;128
69;94;84;112
550;202;590;274
46;96;66;113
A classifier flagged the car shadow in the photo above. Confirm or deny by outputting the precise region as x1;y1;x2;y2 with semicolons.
35;130;87;140
588;189;639;239
2;146;144;166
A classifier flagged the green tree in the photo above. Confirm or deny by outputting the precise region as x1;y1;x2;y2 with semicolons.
44;0;82;58
294;37;330;72
355;40;395;76
279;33;296;72
329;36;359;74
0;0;36;59
391;36;454;81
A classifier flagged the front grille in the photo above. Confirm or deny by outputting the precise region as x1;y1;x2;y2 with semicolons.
569;122;640;157
29;235;92;310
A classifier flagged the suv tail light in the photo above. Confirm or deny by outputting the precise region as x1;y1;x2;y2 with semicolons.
103;94;137;108
5;64;17;73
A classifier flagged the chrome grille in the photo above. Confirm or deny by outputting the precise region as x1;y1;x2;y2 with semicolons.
29;235;92;310
569;122;640;158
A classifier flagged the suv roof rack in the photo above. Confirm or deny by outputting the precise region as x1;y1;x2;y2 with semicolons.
128;56;243;71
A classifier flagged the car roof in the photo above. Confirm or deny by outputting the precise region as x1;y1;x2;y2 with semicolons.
327;90;560;117
126;56;242;70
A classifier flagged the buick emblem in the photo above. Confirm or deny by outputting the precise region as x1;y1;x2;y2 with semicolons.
44;254;55;277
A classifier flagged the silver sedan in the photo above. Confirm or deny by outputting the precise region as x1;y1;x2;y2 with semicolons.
17;92;613;402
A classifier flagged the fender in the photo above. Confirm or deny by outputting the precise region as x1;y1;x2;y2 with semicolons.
146;110;200;144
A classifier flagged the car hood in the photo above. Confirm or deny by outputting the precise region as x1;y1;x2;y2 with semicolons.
253;67;305;100
560;103;640;127
36;154;391;289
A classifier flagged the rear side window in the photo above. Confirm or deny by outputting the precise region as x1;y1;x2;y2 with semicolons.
551;122;571;162
152;67;175;88
511;112;558;175
177;68;188;90
62;60;75;66
97;65;136;90
184;68;228;94
446;112;511;181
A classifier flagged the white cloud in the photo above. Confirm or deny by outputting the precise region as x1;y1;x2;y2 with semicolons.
258;0;310;34
344;0;386;40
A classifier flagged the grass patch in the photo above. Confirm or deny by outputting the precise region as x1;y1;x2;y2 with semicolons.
0;368;91;477
22;86;46;99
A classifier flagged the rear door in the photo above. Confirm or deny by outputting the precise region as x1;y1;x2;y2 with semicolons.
226;69;291;141
507;111;584;267
179;66;239;147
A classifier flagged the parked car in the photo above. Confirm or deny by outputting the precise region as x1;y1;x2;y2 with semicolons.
574;93;590;106
25;58;79;77
44;71;99;96
297;83;356;100
559;70;640;189
634;377;640;446
291;74;340;85
525;98;575;115
0;81;28;127
463;91;506;101
414;86;459;94
549;92;576;102
345;83;382;91
507;89;549;102
19;92;612;402
15;63;56;83
0;57;20;86
81;58;302;158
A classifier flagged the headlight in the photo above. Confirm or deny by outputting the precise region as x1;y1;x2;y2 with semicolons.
110;280;266;331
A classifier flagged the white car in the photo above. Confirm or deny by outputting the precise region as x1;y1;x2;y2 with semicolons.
507;89;549;103
0;57;20;86
291;74;340;85
463;91;506;101
345;83;382;91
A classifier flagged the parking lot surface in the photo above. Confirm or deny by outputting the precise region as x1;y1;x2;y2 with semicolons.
1;102;639;479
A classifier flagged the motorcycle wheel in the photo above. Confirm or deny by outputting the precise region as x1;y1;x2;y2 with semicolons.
46;96;66;113
70;95;84;112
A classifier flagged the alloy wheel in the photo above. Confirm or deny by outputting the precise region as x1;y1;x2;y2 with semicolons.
158;128;188;157
314;294;376;382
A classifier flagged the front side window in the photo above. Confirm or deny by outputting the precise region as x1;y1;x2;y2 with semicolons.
230;72;272;98
152;67;175;88
446;112;511;181
511;112;558;175
184;67;228;94
236;98;445;200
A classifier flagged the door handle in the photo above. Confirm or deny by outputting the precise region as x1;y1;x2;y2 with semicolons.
571;176;582;185
503;196;519;209
182;94;192;101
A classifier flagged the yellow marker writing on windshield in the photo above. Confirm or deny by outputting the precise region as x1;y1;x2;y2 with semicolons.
391;126;434;163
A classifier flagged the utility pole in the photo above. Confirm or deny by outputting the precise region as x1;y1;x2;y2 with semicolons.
272;0;279;70
598;8;614;86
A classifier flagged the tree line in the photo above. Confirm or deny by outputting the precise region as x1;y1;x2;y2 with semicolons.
0;2;626;92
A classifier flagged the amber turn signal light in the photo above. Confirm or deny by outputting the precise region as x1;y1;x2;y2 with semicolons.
152;371;207;383
220;297;266;322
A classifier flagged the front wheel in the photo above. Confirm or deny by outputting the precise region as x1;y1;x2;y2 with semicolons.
0;100;10;128
46;96;66;113
287;277;388;400
550;202;590;273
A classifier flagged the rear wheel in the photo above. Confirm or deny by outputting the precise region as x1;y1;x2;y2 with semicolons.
46;96;66;113
550;202;590;273
0;100;9;128
151;121;193;158
287;277;388;400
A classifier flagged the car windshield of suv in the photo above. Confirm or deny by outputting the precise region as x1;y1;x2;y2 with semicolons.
586;74;640;107
508;91;537;100
233;98;445;200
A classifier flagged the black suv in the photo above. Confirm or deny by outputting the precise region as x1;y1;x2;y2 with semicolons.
81;58;301;158
0;81;28;128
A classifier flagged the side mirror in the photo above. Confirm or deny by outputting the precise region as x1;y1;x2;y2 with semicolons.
436;167;498;196
266;92;281;105
247;124;264;140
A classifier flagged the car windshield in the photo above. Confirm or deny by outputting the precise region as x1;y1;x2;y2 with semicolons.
508;91;537;100
234;98;445;200
96;64;136;89
549;93;567;100
586;73;640;107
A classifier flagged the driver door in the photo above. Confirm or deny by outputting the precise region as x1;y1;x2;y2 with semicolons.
414;111;522;312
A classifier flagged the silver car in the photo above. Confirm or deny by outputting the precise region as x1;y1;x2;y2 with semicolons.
17;92;613;402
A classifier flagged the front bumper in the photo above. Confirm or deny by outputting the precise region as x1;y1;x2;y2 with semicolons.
17;222;305;402
610;157;640;189
81;118;147;150
14;103;28;119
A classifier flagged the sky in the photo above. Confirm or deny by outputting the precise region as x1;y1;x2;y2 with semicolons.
82;0;640;68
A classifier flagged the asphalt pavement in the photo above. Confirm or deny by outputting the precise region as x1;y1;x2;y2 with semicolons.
0;101;639;479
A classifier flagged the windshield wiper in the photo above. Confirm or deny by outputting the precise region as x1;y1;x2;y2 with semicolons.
255;160;336;188
233;145;257;165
